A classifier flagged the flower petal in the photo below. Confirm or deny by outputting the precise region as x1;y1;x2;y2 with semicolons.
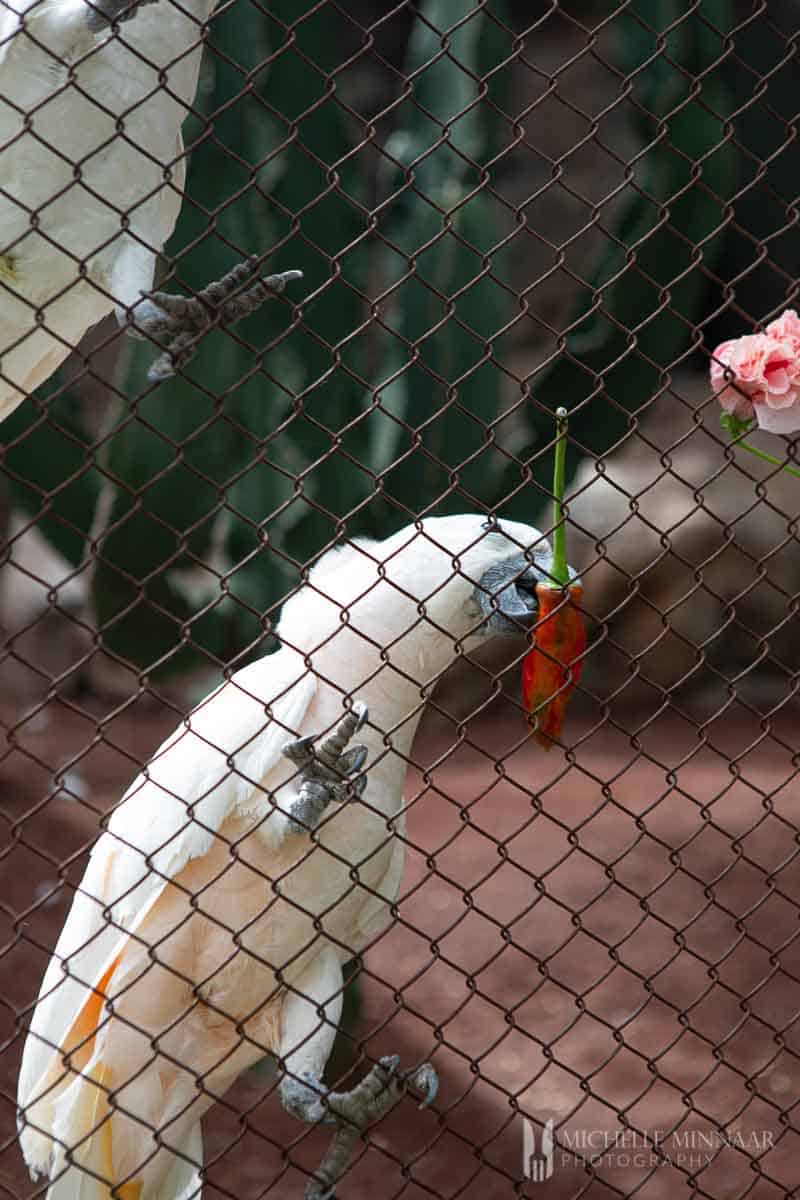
763;386;798;409
753;401;800;434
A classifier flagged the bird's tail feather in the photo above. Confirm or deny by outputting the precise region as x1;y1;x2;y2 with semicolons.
45;1060;143;1199
43;1058;203;1199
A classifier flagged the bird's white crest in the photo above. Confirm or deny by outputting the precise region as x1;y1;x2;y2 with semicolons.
281;513;552;664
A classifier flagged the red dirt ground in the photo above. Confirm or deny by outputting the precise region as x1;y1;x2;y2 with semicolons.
1;692;798;1200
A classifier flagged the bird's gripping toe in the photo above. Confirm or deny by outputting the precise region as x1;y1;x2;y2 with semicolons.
123;258;302;383
302;1056;438;1200
281;702;369;834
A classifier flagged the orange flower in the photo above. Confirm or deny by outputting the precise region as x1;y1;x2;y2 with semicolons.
522;583;586;749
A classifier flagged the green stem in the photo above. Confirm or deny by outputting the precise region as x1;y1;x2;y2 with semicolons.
739;439;800;480
551;407;569;586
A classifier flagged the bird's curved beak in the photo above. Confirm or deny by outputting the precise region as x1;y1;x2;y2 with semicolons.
475;552;576;635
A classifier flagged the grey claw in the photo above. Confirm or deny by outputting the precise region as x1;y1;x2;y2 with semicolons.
282;734;316;766
338;745;368;775
353;701;368;730
407;1062;438;1109
271;268;304;288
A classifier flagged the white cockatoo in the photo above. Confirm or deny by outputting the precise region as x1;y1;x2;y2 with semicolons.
0;0;301;419
17;514;568;1200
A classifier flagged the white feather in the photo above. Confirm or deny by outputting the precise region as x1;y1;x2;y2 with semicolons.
0;0;214;416
18;647;315;1181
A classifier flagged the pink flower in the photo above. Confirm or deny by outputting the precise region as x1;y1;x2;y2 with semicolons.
765;308;800;346
710;322;800;434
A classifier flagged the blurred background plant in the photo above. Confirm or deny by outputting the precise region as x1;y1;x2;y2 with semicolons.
4;0;800;698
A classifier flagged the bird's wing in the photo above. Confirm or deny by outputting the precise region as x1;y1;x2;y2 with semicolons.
17;648;316;1118
0;0;25;67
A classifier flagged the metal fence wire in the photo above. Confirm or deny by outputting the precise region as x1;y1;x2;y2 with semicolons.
2;0;800;1196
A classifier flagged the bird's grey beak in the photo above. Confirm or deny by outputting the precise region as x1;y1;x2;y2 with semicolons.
475;552;576;636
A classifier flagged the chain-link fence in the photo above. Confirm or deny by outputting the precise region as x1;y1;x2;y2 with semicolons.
2;1;800;1196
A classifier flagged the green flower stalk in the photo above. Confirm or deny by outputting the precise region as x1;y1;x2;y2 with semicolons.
720;412;800;480
522;405;586;749
551;406;570;586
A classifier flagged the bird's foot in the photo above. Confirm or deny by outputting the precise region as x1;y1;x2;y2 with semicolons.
281;1073;329;1125
305;1056;438;1200
86;0;158;32
121;258;302;383
281;703;368;834
327;1054;438;1124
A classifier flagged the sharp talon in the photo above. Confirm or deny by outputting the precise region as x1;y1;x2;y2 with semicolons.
339;745;368;775
353;701;368;730
408;1063;438;1108
271;269;303;287
283;734;316;764
378;1054;400;1074
287;734;315;753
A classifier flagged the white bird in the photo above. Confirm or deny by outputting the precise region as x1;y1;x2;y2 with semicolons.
0;0;300;419
17;514;564;1199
